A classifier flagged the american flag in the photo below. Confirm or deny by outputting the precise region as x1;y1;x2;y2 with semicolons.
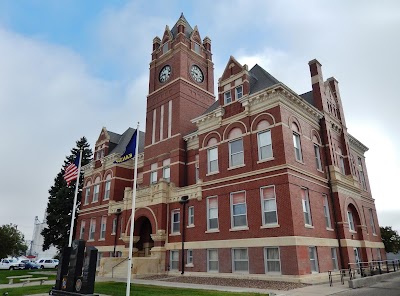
64;153;81;185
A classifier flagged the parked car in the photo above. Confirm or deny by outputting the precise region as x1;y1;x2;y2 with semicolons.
0;258;25;270
36;258;58;269
24;261;40;269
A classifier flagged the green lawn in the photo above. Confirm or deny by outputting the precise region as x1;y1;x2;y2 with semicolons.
0;269;57;284
0;281;265;296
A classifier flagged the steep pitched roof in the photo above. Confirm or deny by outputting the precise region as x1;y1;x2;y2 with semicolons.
170;13;194;40
300;91;315;107
108;128;145;155
249;64;280;94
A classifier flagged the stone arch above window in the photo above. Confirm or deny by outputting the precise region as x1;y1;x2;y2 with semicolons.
228;127;243;140
94;176;101;184
251;113;275;132
85;180;92;187
223;121;247;140
105;174;112;181
207;137;218;147
291;122;300;133
202;132;221;148
311;131;322;145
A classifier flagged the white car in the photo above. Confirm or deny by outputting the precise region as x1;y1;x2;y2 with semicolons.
0;258;25;270
36;259;58;269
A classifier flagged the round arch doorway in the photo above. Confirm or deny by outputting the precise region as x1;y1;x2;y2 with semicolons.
134;216;154;257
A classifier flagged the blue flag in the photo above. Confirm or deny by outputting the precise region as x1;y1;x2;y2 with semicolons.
114;130;137;164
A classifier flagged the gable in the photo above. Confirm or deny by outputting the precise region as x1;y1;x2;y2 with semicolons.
220;56;246;81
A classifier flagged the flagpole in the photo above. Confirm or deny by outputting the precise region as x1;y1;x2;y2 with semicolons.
68;148;83;247
126;123;140;296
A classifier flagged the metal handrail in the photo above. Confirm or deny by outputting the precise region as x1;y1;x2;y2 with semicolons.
328;269;347;286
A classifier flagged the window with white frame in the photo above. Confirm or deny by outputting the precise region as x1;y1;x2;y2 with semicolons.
171;209;180;234
170;250;179;270
194;42;201;54
224;91;232;104
112;218;117;235
93;177;100;202
314;144;322;170
231;191;247;228
188;206;194;226
323;194;332;228
79;220;85;240
301;188;312;226
292;123;303;161
235;85;243;99
309;247;319;273
187;249;193;265
338;148;345;174
207;146;218;174
96;252;102;267
207;249;218;272
207;197;219;230
258;130;272;160
84;182;91;205
150;163;158;184
104;175;111;200
89;218;96;240
264;247;281;273
261;186;278;225
331;248;339;270
163;159;170;182
347;210;355;231
369;208;376;234
232;248;249;273
229;138;244;167
100;216;107;239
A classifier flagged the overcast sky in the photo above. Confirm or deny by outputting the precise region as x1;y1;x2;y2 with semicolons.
0;0;399;241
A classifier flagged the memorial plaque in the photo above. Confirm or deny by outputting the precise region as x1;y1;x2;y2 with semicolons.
81;246;98;294
56;247;71;290
66;240;86;291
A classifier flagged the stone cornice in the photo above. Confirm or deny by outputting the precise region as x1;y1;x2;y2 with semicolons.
348;134;369;153
191;105;224;126
183;131;198;142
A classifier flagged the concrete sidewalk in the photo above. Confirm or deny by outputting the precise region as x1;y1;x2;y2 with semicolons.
1;277;352;296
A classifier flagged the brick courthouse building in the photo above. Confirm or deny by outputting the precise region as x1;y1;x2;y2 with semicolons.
76;15;385;280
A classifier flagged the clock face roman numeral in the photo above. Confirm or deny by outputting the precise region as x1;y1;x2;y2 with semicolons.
159;65;171;83
190;65;204;83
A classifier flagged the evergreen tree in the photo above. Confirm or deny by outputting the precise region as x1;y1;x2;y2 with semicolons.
0;224;27;258
42;137;92;251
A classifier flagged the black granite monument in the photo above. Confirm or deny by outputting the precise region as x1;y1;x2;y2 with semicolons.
51;240;98;296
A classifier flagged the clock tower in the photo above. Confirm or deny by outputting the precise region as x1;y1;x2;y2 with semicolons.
144;14;215;187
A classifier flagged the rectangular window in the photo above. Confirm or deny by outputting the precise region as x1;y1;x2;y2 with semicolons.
112;218;117;235
207;147;218;173
314;144;322;170
376;249;382;261
224;91;232;104
309;247;319;273
162;42;168;54
331;248;339;271
93;184;99;202
369;209;376;234
207;197;219;230
194;42;201;54
231;191;247;228
293;133;303;161
358;157;367;190
150;163;158;184
347;211;355;231
235;86;243;99
195;163;199;182
163;159;170;182
100;216;107;239
323;194;332;228
79;221;85;240
339;155;345;174
187;249;193;265
96;252;102;267
229;138;244;167
171;209;180;234
261;186;278;225
301;188;312;226
104;180;111;200
84;187;90;205
258;130;272;160
232;248;249;273
264;247;281;273
188;206;194;226
89;218;96;240
207;249;218;272
170;250;179;270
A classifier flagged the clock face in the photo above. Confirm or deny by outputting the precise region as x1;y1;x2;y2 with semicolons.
190;65;204;83
159;65;171;83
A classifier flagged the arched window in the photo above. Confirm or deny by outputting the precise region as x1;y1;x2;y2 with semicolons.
228;128;244;167
312;135;322;170
93;177;100;202
338;147;345;174
257;120;273;161
103;174;111;200
292;123;302;162
207;137;218;174
84;181;91;205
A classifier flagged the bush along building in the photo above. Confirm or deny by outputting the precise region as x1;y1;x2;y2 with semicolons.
76;14;385;281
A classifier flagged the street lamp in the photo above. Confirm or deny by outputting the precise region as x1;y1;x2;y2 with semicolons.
179;196;189;275
113;208;122;257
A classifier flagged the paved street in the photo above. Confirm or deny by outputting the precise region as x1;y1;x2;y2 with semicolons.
335;276;400;296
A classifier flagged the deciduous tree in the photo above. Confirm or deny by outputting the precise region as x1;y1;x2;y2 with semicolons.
380;226;400;254
0;224;27;258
